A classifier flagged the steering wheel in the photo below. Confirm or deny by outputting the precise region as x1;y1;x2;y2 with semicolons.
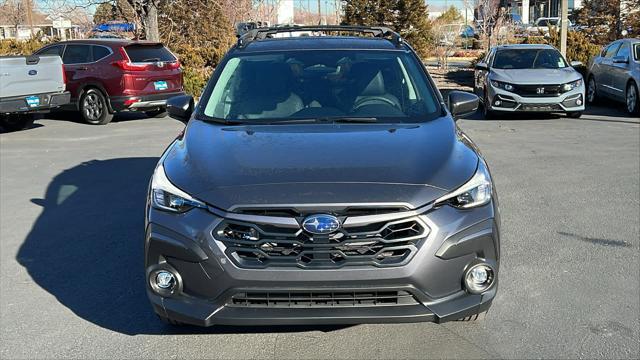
353;96;399;110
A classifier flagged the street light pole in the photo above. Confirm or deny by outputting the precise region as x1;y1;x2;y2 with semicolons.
560;0;568;57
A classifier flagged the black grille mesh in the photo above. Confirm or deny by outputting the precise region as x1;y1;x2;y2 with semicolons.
214;216;428;269
229;290;418;308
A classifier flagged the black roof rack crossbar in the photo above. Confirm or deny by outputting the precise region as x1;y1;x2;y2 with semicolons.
237;25;403;49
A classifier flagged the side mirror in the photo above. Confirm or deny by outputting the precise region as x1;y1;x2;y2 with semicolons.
448;91;479;120
475;62;489;71
612;55;628;64
570;60;583;68
167;95;194;124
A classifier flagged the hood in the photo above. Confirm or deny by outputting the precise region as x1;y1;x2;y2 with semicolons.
162;118;479;210
491;67;581;84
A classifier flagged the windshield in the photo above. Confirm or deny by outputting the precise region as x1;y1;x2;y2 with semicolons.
200;50;440;123
493;48;567;69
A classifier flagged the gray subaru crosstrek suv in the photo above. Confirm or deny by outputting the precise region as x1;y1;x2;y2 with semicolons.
145;26;500;326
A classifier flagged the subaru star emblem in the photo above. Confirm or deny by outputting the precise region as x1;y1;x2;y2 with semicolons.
28;70;37;76
302;214;341;234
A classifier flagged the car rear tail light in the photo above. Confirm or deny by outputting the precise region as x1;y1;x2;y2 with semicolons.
112;47;152;71
165;60;181;70
61;64;67;87
112;59;152;71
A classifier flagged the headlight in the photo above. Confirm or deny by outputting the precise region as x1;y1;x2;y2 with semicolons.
151;163;206;213
490;80;514;92
562;79;582;92
435;160;492;209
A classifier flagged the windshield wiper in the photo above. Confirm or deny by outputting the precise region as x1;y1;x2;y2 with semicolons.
329;117;378;123
205;117;379;125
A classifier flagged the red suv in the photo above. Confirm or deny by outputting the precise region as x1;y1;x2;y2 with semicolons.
34;39;185;125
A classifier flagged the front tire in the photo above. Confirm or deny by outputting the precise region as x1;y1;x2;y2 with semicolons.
145;109;167;118
0;114;35;132
80;88;113;125
626;82;639;115
482;91;494;119
587;76;598;104
157;314;183;326
567;111;583;118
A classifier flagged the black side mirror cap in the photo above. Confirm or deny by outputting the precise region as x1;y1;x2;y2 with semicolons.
167;95;194;124
475;62;489;71
448;91;479;120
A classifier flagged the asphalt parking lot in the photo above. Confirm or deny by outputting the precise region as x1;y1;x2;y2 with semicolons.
1;106;638;359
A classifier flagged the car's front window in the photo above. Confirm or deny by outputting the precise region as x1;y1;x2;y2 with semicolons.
492;49;567;69
200;50;440;123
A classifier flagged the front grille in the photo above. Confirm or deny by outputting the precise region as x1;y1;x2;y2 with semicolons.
228;290;418;308
214;216;428;269
520;103;563;111
512;84;564;97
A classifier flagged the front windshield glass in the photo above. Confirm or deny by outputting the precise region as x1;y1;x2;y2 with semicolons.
492;48;567;69
200;50;440;123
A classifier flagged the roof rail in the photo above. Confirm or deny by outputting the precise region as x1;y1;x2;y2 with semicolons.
237;25;403;49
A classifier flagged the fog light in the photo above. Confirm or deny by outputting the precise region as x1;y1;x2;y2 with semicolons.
464;263;495;294
576;99;583;106
155;271;175;289
494;100;502;106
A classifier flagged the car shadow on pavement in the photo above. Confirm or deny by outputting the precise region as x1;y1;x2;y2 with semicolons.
16;158;349;335
46;110;150;124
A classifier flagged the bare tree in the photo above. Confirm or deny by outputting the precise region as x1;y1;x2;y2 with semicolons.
219;0;253;25
474;0;499;51
432;22;459;69
1;0;27;34
38;0;159;40
127;0;160;41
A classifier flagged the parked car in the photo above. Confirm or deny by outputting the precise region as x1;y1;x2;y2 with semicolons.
474;44;585;118
586;38;640;115
0;55;70;131
145;26;500;327
33;39;185;125
460;24;476;38
526;17;572;36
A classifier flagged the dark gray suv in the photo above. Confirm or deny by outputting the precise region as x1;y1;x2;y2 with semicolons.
145;26;500;326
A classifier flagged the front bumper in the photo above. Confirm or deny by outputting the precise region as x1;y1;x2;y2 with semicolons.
0;91;70;114
145;197;501;326
487;83;585;113
110;91;185;112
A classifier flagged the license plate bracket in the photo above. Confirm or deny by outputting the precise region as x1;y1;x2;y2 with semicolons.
25;95;40;107
154;81;168;91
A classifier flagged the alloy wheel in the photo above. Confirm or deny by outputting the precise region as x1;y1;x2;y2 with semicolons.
587;78;596;103
83;93;103;121
627;84;637;114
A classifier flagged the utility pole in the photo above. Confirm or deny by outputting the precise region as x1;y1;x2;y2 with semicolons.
317;0;322;25
560;0;568;57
